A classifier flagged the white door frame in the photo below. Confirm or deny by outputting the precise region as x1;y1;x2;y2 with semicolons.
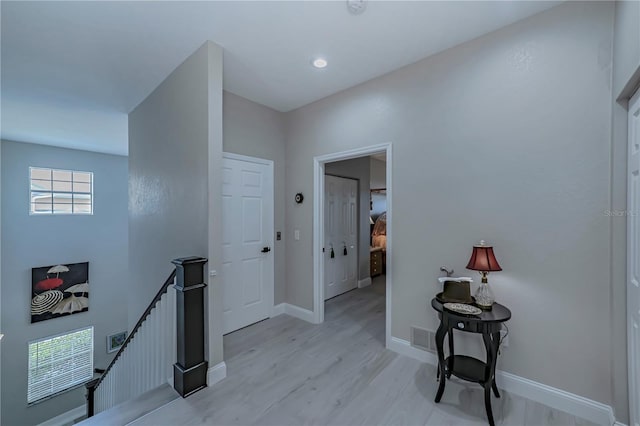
313;143;392;348
222;152;275;322
628;88;640;426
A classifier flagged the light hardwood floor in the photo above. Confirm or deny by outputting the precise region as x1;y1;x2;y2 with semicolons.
129;276;597;426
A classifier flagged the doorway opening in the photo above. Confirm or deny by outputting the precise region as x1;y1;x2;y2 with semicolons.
313;143;392;348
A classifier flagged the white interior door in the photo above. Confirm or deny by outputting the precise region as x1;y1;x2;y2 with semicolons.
222;154;274;334
324;175;358;300
629;88;640;426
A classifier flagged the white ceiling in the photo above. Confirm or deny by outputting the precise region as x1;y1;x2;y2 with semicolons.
1;1;560;155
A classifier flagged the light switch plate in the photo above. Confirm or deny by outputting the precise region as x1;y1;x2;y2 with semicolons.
294;229;300;240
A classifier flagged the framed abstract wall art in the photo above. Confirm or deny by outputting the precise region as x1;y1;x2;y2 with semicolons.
31;262;89;324
107;331;127;353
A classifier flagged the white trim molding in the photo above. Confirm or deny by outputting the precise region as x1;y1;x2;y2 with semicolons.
313;143;393;348
207;361;227;387
222;152;274;167
37;405;85;426
357;277;372;288
389;337;619;426
272;303;286;317
388;336;438;366
496;370;616;426
272;303;316;324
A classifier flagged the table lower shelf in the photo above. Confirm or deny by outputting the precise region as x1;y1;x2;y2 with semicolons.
445;355;487;384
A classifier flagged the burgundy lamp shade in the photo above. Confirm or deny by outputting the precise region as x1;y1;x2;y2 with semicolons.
466;243;502;272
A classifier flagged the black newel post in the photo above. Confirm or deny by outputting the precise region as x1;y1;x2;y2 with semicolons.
85;378;99;417
172;256;208;397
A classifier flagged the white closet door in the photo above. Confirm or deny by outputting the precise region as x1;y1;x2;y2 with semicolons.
324;175;358;300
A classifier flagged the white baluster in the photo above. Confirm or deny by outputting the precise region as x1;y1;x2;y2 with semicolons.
102;375;107;411
136;327;143;395
165;289;171;384
150;313;156;389
157;295;163;386
171;282;177;367
152;307;157;389
108;372;113;409
146;318;152;391
140;322;149;393
140;323;146;393
144;321;150;391
163;292;168;384
112;361;119;407
156;298;163;385
99;382;104;413
86;277;185;418
164;291;170;383
124;349;130;402
109;369;114;409
121;351;128;403
138;328;144;395
131;332;138;396
114;361;121;407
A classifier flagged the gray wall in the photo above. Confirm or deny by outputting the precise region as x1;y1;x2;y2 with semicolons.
369;158;386;219
613;1;640;98
128;41;225;368
609;1;640;423
223;92;287;304
284;1;618;409
325;157;371;282
370;158;386;189
0;140;128;426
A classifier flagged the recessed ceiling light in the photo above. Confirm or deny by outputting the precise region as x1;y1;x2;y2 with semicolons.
312;58;328;69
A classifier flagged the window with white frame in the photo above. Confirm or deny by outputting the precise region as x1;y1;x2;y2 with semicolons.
30;167;93;215
27;327;94;404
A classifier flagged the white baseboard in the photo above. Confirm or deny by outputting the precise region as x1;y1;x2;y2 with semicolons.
388;337;618;426
37;405;85;426
272;303;286;317
286;304;316;323
272;303;315;324
207;361;227;386
496;370;615;425
388;336;439;365
358;277;372;288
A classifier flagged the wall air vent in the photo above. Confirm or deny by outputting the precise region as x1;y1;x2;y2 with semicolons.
410;326;436;353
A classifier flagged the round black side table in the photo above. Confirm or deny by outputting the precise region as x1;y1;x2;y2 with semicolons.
431;298;511;426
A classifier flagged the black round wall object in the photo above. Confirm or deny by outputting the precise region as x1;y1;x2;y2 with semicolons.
295;193;304;204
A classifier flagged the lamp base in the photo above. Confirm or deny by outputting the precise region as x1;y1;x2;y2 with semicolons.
474;281;495;310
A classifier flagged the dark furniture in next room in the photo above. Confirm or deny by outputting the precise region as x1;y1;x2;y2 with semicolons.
370;247;383;277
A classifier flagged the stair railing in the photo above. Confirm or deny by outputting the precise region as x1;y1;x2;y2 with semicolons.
85;257;208;417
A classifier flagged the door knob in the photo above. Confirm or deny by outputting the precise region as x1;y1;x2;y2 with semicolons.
261;246;271;253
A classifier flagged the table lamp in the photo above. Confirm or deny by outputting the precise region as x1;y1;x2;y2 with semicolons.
466;240;502;309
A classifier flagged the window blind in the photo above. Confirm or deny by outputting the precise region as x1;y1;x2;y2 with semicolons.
28;326;94;404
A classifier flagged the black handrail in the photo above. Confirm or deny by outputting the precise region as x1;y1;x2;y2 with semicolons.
86;268;177;414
